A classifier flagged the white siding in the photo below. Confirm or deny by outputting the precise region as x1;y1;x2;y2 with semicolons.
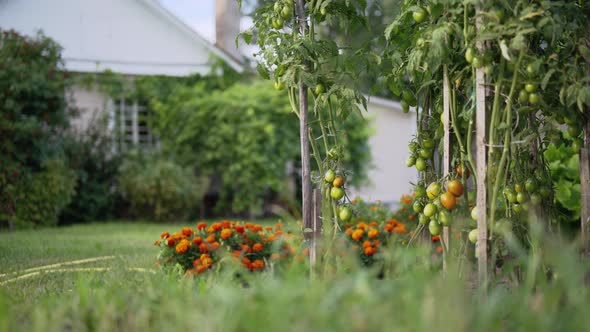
0;0;238;76
350;98;418;207
67;84;109;132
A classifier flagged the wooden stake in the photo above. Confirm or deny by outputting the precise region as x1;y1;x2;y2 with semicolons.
581;118;590;257
475;2;488;286
309;188;321;268
295;0;312;241
442;65;451;271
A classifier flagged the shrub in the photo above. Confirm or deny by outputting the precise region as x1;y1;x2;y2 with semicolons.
117;153;208;221
0;29;73;228
59;116;122;224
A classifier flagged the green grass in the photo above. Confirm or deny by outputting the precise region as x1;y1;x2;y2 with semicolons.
1;222;590;332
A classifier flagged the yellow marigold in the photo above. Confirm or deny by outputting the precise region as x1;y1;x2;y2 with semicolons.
175;239;191;254
368;228;379;239
220;228;233;240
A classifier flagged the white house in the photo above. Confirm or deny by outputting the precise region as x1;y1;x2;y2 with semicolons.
349;96;418;208
0;0;243;145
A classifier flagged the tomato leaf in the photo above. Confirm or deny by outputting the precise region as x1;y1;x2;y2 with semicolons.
257;63;270;80
498;39;512;61
541;69;556;90
578;44;590;63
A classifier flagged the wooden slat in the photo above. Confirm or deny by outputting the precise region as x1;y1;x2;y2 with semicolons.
442;65;451;271
475;1;488;285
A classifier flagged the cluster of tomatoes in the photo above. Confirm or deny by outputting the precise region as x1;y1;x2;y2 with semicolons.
324;169;353;222
413;172;465;237
405;132;435;172
268;0;293;30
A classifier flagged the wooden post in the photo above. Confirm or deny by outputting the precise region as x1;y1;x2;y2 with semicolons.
442;65;451;271
582;118;590;257
295;0;312;240
475;1;488;285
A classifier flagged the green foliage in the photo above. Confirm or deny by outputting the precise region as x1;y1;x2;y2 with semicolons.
544;143;581;223
150;78;370;214
117;152;208;222
59;117;123;224
0;29;73;228
10;159;77;228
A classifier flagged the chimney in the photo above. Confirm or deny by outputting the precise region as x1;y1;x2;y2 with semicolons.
215;0;242;61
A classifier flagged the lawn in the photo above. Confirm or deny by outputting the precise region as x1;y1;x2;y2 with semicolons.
1;222;589;332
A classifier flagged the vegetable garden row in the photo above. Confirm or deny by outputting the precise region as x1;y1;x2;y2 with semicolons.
242;0;590;283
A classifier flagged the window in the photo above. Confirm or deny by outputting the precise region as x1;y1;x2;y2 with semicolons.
108;98;157;152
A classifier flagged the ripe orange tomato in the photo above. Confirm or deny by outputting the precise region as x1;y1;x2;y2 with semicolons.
332;176;344;188
447;179;464;197
456;164;470;178
440;192;457;210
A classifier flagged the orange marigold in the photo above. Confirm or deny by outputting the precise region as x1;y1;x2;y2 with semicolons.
201;256;213;268
192;236;203;245
197;222;207;230
175;239;190;254
251;259;265;271
232;250;242;258
252;243;264;253
384;224;393;232
357;222;368;230
235;225;245;234
351;229;364;241
392;223;408;234
252;225;263;232
302;248;310;256
212;223;222;231
275;230;284;236
160;232;170;239
436;246;443;254
275;223;283;228
167;238;175;247
364;246;376;256
266;234;276;242
199;243;209;253
206;234;216;243
196;265;207;274
211;242;221;250
181;227;193;237
221;220;231;229
241;244;251;253
221;228;233;240
402;195;413;205
154;240;160;246
368;228;379;239
362;240;372;248
345;228;353;236
369;221;379;227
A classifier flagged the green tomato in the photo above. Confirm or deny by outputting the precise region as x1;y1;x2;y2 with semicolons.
314;83;325;96
468;229;478;244
539;186;551;198
528;92;540;105
471;207;478;221
439;210;452;226
413;201;423;213
428;220;441;236
324;169;336;183
572;138;583;153
512;203;522;214
423;203;437;218
419;213;429;225
567;126;581;137
415;158;427;171
518;89;529;103
526;63;537;76
281;6;292;20
530;193;542;205
273;2;281;13
406;156;416;167
330;187;345;200
409;141;419;153
419;148;432;159
413;8;427;23
525;83;537;93
525;179;537;193
426;182;441;200
465;47;475;64
422;138;435;149
401;100;410;113
327;147;340;160
320;7;327;16
484;65;494;76
516;192;528;204
414;184;426;198
339;207;352;222
472;56;483;69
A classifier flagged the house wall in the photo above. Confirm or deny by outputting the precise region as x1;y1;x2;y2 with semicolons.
67;85;109;132
0;0;222;76
349;98;418;208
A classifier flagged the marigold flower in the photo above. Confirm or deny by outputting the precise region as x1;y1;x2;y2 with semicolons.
251;259;265;270
402;195;413;205
368;228;379;239
233;250;242;258
270;253;280;260
357;222;368;230
393;223;408;234
206;234;216;243
196;265;207;274
235;225;245;234
436;246;443;254
199;243;209;253
172;232;183;240
197;222;207;230
275;230;284;236
241;244;251;253
351;199;358;204
242;257;251;268
154;240;160;246
275;223;283;228
193;236;203;245
364;246;376;256
175;239;190;254
252;225;263;232
221;228;233;240
345;228;353;236
201;256;213;268
181;227;193;237
370;205;378;211
211;242;221;250
362;240;372;248
351;229;364;241
160;232;170;239
369;221;379;227
266;234;276;242
373;239;381;247
245;222;254;229
221;220;231;229
302;248;310;256
212;223;222;231
384;224;393;232
252;243;264;253
167;238;175;247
